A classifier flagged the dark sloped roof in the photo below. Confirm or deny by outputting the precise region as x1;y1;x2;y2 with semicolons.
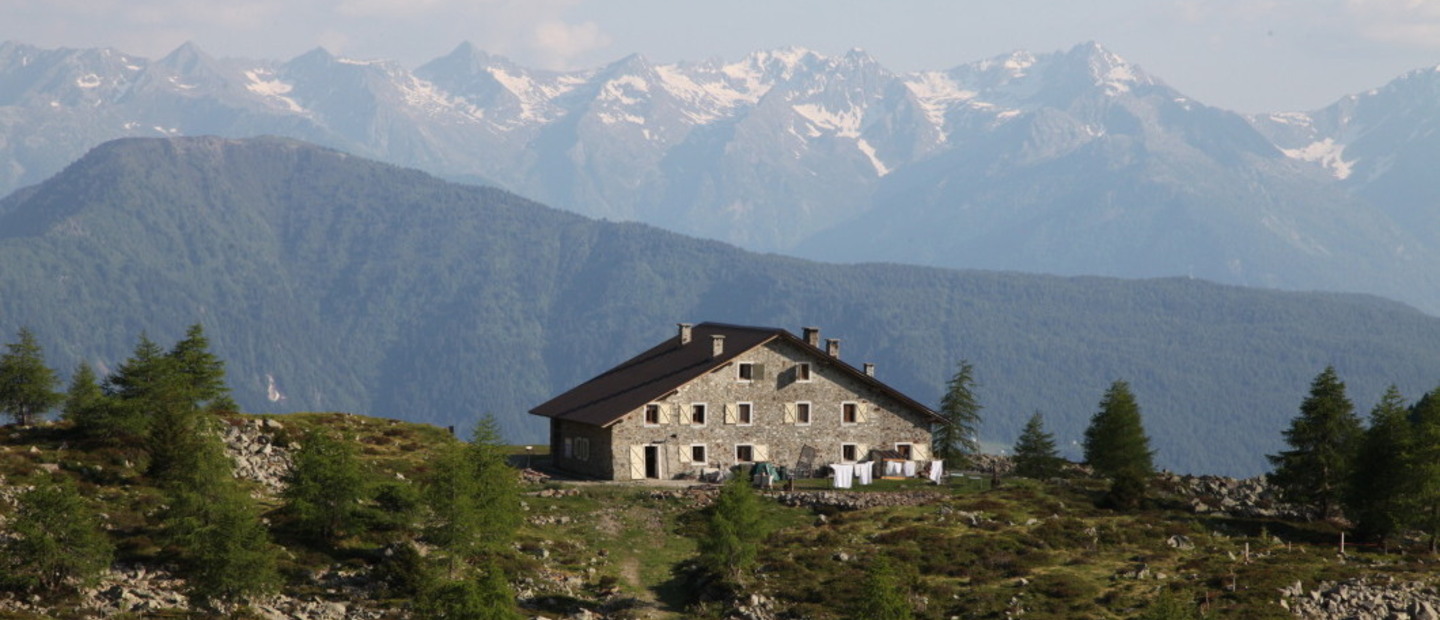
529;322;943;427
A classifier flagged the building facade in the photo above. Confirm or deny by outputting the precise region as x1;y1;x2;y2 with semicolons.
530;322;943;480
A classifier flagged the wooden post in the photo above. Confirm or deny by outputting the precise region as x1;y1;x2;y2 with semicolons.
1339;531;1346;556
1244;542;1250;564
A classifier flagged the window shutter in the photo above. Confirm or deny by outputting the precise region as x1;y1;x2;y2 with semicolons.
912;443;930;462
783;403;796;424
658;403;672;425
857;443;869;461
856;403;869;423
679;445;691;463
754;363;766;381
724;403;736;424
754;445;769;462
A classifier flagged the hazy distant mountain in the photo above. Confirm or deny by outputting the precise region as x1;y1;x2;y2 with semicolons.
5;136;1440;476
3;41;1440;312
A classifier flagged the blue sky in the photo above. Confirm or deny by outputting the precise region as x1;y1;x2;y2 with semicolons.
7;0;1440;113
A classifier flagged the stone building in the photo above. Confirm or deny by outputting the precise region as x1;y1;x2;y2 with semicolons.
530;322;944;480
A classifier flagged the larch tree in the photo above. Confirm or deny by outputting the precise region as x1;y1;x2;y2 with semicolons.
282;429;369;544
1082;380;1155;509
167;323;237;413
61;362;105;426
1012;411;1063;480
698;474;765;588
853;557;913;620
1267;366;1362;521
0;327;62;426
0;475;114;594
423;415;521;578
1346;385;1411;543
934;360;982;468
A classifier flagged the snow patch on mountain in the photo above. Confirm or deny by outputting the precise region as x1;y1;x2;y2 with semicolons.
244;69;307;113
1282;138;1354;180
792;103;864;137
856;138;890;176
903;71;976;131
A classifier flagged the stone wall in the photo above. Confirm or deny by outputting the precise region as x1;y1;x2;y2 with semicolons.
583;338;934;480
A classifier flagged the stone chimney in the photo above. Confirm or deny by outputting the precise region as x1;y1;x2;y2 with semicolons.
864;363;875;377
803;326;820;347
712;334;726;358
678;323;693;345
825;338;841;359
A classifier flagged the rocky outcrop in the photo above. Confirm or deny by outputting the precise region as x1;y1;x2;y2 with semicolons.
221;417;294;496
1281;577;1440;619
1153;472;1310;520
772;490;945;511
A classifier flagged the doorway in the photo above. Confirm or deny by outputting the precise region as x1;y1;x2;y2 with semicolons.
644;445;660;479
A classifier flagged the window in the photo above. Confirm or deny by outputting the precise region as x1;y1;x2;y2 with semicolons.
736;444;755;463
842;402;859;425
737;362;754;382
796;362;812;382
574;437;590;461
841;443;859;462
690;444;707;463
691;403;707;425
796;402;812;425
737;402;753;425
644;404;660;426
895;443;913;460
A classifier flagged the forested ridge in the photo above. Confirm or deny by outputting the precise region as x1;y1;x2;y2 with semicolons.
4;136;1440;475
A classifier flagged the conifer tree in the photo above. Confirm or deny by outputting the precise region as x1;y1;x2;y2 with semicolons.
167;324;237;413
283;429;368;544
1404;387;1440;551
1082;380;1154;479
1012;411;1063;479
934;360;982;467
1083;380;1154;509
0;475;114;593
853;557;912;620
698;475;765;587
1268;366;1362;520
423;415;521;577
162;423;279;605
1346;386;1411;542
0;327;61;426
61;362;104;427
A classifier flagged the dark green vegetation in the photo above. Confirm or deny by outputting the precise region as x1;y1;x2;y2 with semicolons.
934;360;982;469
7;137;1440;475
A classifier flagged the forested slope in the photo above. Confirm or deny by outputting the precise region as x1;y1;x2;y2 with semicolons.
2;136;1438;475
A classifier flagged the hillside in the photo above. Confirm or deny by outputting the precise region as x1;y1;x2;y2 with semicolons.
4;137;1440;475
2;414;1439;619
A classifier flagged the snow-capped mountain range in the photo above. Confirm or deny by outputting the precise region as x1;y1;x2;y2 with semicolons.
4;40;1440;312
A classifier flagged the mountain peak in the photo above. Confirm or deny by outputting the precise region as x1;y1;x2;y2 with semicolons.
1065;41;1154;94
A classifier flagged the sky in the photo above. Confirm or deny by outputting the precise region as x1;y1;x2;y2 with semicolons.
7;0;1440;113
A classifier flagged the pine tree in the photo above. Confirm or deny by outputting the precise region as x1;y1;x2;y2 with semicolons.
0;475;114;593
465;415;522;552
1267;366;1362;520
1012;411;1063;479
933;360;982;468
1346;386;1411;542
698;475;765;587
853;557;912;620
0;327;61;426
415;562;521;620
1082;380;1154;479
282;429;368;544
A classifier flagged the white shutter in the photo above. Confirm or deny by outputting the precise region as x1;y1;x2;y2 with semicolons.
783;403;796;424
856;403;869;423
724;403;736;424
856;443;869;461
679;444;691;463
628;445;645;480
911;443;930;462
754;445;769;462
658;403;672;425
